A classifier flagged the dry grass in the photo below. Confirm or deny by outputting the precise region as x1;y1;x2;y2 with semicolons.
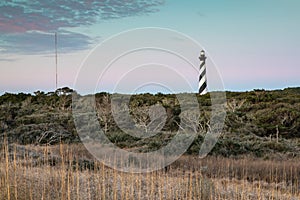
0;142;300;200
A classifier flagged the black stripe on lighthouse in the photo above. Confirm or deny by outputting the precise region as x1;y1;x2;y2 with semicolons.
198;50;208;95
199;68;206;81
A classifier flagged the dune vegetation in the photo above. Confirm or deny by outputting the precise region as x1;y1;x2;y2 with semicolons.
1;87;300;199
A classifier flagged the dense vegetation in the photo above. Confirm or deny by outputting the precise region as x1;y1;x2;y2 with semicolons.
1;87;300;158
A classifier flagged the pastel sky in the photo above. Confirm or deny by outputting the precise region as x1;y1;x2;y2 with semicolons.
0;0;299;94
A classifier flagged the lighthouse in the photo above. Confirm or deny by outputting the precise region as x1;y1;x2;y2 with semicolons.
198;50;207;95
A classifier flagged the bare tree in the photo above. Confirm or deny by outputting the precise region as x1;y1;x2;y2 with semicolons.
175;108;210;136
130;103;167;134
226;98;246;113
96;94;114;134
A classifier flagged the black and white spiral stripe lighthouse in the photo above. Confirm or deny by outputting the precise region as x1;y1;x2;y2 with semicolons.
198;50;208;95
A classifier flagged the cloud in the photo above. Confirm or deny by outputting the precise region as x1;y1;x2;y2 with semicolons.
0;0;164;33
0;0;164;54
196;11;206;17
1;30;94;54
0;58;17;62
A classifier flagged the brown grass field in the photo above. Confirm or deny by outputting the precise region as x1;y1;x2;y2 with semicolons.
1;143;300;200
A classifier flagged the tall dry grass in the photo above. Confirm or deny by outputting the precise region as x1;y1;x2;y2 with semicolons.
0;142;299;200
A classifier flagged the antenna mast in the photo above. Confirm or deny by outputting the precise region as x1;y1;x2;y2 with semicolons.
55;32;58;90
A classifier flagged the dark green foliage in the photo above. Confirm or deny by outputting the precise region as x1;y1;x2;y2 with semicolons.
0;87;78;144
105;131;140;148
0;92;31;105
1;87;300;157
